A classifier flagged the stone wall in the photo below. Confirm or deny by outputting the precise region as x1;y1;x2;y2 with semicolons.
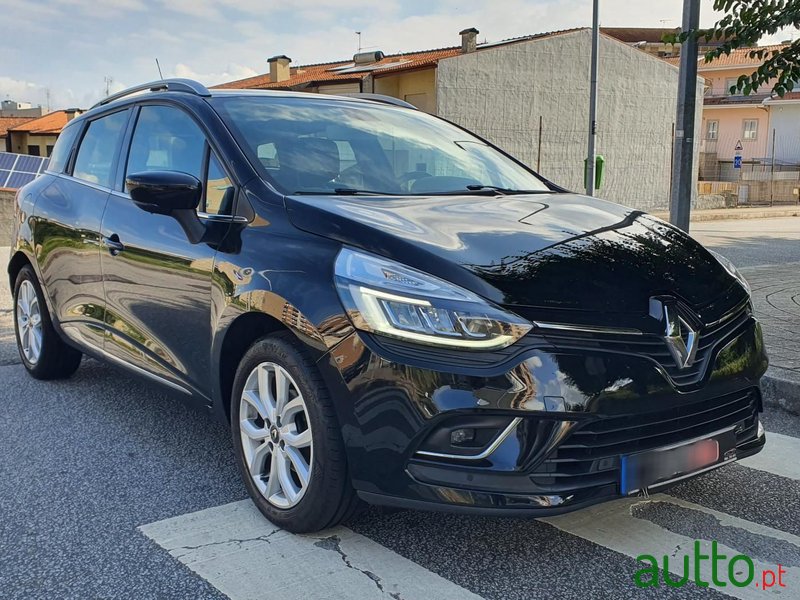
0;189;16;245
744;180;800;204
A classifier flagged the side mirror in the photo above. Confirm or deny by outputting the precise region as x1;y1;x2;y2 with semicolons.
126;171;206;244
126;171;202;214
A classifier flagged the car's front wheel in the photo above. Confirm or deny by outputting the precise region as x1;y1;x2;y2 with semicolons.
231;334;359;533
13;265;82;380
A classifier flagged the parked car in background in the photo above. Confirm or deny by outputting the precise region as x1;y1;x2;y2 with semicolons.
8;79;767;532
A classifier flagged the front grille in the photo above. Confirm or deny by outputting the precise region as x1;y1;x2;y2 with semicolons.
529;388;759;493
540;300;753;389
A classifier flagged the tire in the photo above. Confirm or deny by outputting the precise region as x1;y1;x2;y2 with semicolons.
13;265;82;380
231;333;360;533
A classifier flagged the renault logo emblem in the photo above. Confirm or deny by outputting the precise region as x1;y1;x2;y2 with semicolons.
650;298;700;369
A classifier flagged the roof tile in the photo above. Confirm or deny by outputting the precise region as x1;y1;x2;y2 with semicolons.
0;117;37;137
8;111;74;135
214;28;583;90
698;44;789;69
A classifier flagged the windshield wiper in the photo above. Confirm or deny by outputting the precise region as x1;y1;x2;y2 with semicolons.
464;185;553;195
292;188;403;196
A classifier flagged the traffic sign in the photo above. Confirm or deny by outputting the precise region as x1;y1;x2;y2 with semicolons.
735;140;743;152
734;155;742;169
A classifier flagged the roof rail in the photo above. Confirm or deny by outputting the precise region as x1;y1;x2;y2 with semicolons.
342;93;418;110
91;78;211;109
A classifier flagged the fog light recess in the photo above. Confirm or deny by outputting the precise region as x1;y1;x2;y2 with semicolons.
415;415;521;460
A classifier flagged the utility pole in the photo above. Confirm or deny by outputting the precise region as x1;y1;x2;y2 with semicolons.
669;0;701;231
586;0;599;196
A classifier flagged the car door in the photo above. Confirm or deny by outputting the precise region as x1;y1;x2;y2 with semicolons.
99;102;236;397
33;109;130;351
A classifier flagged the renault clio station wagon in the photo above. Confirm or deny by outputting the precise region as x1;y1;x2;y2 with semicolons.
8;79;767;532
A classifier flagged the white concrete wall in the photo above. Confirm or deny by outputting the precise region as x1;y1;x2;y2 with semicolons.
436;30;703;211
765;102;800;164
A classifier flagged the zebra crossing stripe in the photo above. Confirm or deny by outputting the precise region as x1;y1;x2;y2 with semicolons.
140;429;799;600
139;499;483;600
738;431;800;480
540;493;799;599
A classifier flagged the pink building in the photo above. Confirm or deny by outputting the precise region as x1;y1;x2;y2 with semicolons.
671;45;787;181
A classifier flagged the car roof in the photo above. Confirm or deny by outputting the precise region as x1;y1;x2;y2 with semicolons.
77;79;413;124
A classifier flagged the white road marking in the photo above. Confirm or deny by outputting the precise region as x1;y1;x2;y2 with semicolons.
540;494;799;599
139;500;483;600
739;431;800;480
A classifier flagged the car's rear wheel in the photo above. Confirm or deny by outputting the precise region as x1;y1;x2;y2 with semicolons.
231;334;359;533
13;265;82;380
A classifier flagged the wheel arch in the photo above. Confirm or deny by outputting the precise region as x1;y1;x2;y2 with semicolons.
216;311;289;423
7;250;32;292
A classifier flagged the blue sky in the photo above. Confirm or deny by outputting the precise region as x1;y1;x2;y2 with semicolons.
2;0;795;110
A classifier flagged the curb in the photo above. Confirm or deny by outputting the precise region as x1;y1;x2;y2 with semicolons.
652;209;800;223
762;371;800;415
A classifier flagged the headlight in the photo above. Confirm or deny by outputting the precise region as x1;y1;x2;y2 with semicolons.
709;250;750;294
334;248;532;350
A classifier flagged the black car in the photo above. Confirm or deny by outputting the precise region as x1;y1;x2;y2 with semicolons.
8;79;767;533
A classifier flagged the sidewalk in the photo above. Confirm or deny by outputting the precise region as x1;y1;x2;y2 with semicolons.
653;204;800;222
741;261;800;414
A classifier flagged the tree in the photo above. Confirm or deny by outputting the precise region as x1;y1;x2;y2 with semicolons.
668;0;800;96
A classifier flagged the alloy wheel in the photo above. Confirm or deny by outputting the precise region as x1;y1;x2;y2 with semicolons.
239;362;313;509
16;280;43;365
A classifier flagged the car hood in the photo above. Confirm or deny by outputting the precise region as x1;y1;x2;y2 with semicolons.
285;193;743;327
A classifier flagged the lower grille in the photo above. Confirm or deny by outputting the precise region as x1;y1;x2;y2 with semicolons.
529;388;759;493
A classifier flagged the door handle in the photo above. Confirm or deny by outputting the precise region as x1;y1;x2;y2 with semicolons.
102;234;125;256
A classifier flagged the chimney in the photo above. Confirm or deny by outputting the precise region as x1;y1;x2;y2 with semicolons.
460;27;479;53
268;55;292;83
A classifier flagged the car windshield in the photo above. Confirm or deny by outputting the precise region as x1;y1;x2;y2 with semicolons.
211;95;551;196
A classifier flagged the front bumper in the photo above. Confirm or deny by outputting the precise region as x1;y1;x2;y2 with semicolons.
318;317;768;516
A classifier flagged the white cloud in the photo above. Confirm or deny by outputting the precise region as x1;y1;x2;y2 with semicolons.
172;63;259;86
52;0;147;17
4;0;798;111
158;0;222;19
0;76;85;112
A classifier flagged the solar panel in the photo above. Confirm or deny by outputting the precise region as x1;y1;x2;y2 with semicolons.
0;153;15;169
15;155;43;174
0;151;49;189
7;172;36;188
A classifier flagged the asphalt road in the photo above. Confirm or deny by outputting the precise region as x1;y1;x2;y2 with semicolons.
691;217;800;268
2;223;800;600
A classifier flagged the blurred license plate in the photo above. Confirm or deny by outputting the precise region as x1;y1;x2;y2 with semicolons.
621;429;736;495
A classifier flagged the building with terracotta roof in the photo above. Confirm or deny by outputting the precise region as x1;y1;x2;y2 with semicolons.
6;109;83;156
215;28;544;112
216;27;699;210
0;117;36;153
671;44;790;184
599;27;734;59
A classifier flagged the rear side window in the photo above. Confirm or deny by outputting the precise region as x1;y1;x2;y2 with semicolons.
72;111;129;188
125;105;205;187
48;123;80;173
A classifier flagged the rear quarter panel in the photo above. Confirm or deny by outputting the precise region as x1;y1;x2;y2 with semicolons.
7;176;49;292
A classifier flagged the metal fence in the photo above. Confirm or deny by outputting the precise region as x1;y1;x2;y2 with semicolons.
698;130;800;207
